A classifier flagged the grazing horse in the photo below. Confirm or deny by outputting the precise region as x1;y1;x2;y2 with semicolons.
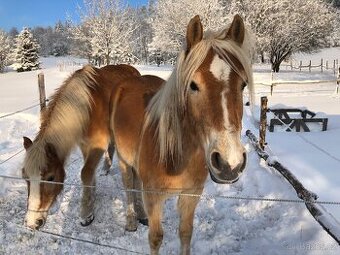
110;15;254;255
22;64;140;229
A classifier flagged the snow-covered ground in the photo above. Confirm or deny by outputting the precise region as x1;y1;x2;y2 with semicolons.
0;51;340;254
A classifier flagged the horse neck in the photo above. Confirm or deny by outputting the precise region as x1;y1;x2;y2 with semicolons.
154;114;202;172
36;106;89;161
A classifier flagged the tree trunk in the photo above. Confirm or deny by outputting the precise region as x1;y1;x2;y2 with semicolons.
260;52;265;63
272;62;280;72
105;54;110;66
270;49;291;73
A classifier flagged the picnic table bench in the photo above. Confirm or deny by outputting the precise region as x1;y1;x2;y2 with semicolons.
268;108;328;132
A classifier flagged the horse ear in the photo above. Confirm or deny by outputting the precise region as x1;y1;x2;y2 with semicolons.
225;14;245;46
45;143;58;160
23;137;33;150
186;15;203;54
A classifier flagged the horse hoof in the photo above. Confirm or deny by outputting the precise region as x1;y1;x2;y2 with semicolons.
80;214;95;227
125;223;138;232
138;218;148;226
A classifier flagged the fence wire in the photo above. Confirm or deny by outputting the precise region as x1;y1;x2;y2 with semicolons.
0;149;25;165
0;103;41;119
1;172;340;206
2;220;149;255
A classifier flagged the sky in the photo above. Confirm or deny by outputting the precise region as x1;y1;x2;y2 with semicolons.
0;0;148;31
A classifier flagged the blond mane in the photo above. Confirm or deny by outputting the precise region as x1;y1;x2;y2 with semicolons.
145;28;254;168
24;65;97;176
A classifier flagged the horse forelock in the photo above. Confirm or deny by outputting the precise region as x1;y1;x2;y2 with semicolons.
146;28;254;169
24;140;46;177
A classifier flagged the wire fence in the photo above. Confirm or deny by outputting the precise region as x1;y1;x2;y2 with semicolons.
0;98;50;120
2;220;149;255
1;70;340;252
0;102;41;119
281;59;339;74
1;154;340;206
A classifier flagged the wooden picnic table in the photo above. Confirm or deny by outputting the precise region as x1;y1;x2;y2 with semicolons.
268;108;328;132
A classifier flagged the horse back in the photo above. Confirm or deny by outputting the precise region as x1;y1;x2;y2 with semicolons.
82;64;141;141
111;75;164;166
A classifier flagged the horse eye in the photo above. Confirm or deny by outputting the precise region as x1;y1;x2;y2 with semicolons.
190;82;199;92
47;176;55;182
242;82;247;91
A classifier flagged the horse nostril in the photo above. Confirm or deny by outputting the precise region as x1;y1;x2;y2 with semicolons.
211;152;222;170
211;151;227;171
36;218;44;228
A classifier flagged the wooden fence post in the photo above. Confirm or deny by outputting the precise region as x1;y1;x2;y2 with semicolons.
336;67;340;95
321;58;323;72
299;61;302;72
259;96;268;150
270;71;274;96
334;60;337;75
38;72;46;112
326;60;328;70
309;60;311;72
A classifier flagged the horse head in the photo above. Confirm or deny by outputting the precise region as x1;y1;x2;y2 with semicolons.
183;15;252;184
22;137;65;229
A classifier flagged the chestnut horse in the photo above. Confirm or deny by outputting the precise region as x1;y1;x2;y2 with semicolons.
110;15;254;255
22;64;140;229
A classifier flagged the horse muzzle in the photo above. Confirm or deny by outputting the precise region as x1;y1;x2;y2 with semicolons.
208;151;247;184
25;210;47;230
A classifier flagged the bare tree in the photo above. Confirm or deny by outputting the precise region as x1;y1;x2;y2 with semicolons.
150;0;226;62
69;0;136;65
229;0;337;72
0;29;10;72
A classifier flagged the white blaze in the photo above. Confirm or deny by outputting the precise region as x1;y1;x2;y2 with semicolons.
210;55;231;82
209;55;244;170
25;175;42;227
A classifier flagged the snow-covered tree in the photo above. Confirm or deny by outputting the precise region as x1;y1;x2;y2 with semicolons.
228;0;337;72
0;29;10;72
31;22;72;57
150;0;226;62
12;28;40;72
128;5;153;64
326;0;340;8
70;0;136;65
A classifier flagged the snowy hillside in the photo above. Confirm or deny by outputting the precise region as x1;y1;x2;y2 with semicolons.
0;51;340;254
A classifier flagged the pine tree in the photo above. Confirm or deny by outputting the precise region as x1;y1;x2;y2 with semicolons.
12;28;40;72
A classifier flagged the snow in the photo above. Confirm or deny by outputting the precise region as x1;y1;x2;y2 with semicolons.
1;51;340;254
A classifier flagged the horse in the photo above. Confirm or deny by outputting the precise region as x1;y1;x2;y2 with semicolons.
110;14;254;255
21;64;141;230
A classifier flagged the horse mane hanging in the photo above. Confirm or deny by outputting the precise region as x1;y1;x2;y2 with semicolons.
25;65;98;176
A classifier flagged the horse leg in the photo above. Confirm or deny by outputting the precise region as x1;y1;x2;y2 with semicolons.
177;192;201;255
119;160;138;231
132;168;148;225
144;193;165;255
80;146;105;226
102;142;115;175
